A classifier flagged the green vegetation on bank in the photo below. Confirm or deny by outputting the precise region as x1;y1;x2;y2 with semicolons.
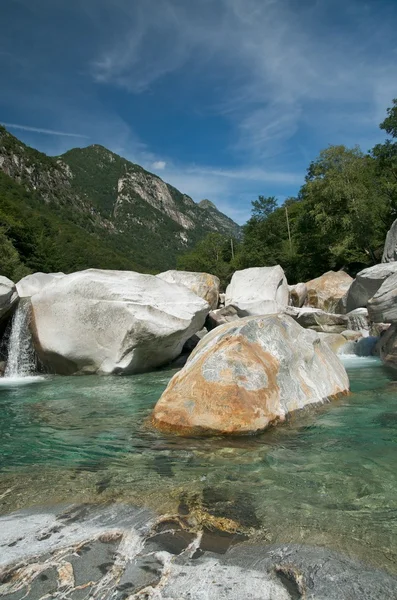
180;99;397;287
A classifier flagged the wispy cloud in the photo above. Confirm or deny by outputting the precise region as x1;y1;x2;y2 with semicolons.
151;160;167;170
1;122;90;139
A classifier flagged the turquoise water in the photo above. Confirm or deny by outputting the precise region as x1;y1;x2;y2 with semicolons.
0;357;396;572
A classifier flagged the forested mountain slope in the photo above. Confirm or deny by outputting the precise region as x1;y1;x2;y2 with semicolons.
0;126;240;278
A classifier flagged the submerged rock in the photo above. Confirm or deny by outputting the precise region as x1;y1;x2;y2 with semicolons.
1;503;395;600
157;269;220;310
30;269;210;375
225;266;289;316
16;272;64;298
152;314;349;436
305;270;353;313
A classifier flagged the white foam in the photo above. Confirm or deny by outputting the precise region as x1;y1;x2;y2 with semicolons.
0;375;45;386
339;354;381;369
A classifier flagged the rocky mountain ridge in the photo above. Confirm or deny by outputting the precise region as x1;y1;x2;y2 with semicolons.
0;126;241;274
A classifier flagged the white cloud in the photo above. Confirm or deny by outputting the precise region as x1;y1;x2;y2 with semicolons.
1;122;89;139
151;160;167;170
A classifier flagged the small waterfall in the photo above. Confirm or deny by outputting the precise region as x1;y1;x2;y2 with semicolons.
347;308;369;332
4;299;36;378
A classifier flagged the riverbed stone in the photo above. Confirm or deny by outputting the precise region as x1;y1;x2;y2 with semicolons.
0;276;18;323
305;270;353;313
225;266;289;316
152;314;349;436
288;282;307;307
206;305;240;330
157;270;220;310
368;271;397;323
30;269;210;375
16;272;64;299
284;306;349;333
345;263;397;312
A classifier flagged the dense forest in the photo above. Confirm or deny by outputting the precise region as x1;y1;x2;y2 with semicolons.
178;99;397;288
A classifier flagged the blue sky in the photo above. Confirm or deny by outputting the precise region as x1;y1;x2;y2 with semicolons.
1;0;397;224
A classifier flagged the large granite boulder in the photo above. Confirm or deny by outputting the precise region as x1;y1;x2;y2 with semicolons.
368;271;397;323
0;276;18;322
382;218;397;262
31;269;210;375
157;270;220;310
152;314;349;436
346;307;370;331
375;323;397;366
344;263;397;312
225;266;288;316
284;306;348;333
288;282;307;307
305;271;353;313
17;272;65;298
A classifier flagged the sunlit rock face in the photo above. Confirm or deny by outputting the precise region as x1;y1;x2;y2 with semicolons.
368;271;397;323
152;314;349;436
157;270;220;310
30;269;210;375
225;266;289;316
344;263;397;312
288;282;308;307
16;272;65;298
382;218;397;263
0;275;18;323
304;270;353;313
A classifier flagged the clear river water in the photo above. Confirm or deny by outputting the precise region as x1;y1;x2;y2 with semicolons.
0;356;396;574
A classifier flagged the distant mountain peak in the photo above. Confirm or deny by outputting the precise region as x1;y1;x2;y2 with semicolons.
198;199;217;210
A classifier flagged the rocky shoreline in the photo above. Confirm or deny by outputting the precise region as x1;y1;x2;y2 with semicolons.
1;502;397;600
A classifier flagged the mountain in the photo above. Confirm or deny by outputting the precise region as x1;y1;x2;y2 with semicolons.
0;126;241;278
198;199;241;239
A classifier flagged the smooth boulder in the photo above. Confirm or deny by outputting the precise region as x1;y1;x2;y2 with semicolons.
288;282;307;307
382;218;397;262
368;272;397;323
284;306;348;333
225;266;288;316
344;263;397;312
17;272;65;298
305;271;353;313
152;314;349;436
157;270;220;310
375;323;397;366
0;276;18;322
31;269;210;375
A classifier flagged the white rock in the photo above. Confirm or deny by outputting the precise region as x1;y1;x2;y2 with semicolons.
382;218;397;262
0;276;18;321
17;272;65;298
225;266;288;316
345;263;397;312
368;271;397;323
31;269;210;375
157;270;220;310
288;282;307;307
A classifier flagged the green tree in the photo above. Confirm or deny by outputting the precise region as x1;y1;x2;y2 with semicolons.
177;233;238;290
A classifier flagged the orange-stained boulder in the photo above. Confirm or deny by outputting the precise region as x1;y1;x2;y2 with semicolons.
152;314;349;436
305;271;353;313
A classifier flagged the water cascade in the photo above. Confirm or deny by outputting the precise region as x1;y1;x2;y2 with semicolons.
4;299;36;378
